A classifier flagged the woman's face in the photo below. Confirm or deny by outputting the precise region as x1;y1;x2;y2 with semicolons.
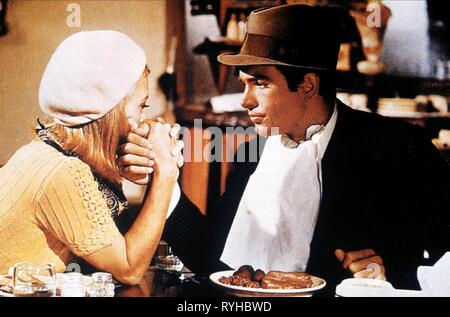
125;74;149;124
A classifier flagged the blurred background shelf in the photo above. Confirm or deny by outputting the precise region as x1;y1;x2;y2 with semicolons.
180;0;450;213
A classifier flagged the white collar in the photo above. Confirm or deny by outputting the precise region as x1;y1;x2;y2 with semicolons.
280;103;338;159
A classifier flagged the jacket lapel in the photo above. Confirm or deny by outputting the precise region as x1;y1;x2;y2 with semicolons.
306;101;368;291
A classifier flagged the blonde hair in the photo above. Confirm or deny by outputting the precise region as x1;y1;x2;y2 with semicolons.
48;100;128;185
44;68;150;186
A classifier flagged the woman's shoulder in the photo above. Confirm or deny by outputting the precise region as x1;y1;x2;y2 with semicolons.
11;140;95;183
3;140;63;170
12;139;64;158
14;139;76;163
36;142;95;180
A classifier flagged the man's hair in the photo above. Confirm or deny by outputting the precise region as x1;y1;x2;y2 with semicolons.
276;65;336;106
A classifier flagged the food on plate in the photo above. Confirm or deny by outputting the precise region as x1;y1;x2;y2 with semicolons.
234;265;254;280
218;265;313;290
219;265;259;288
260;271;313;289
219;273;259;288
253;269;265;282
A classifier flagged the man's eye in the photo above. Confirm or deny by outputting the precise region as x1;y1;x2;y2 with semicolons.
256;81;269;88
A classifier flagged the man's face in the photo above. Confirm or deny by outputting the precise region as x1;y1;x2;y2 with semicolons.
239;66;307;139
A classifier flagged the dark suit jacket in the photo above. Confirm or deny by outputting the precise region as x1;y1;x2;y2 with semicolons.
163;101;450;295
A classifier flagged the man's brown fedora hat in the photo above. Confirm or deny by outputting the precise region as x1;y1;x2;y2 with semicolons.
218;4;341;71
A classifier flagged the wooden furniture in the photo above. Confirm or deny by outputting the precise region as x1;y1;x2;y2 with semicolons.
191;0;284;93
193;37;241;93
182;1;450;215
191;0;364;92
176;91;450;214
335;71;450;138
176;104;255;214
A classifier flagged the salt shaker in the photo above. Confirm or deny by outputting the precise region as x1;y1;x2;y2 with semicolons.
155;241;184;272
87;272;115;297
61;272;85;297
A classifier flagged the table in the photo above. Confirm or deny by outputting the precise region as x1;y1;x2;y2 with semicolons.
115;267;222;297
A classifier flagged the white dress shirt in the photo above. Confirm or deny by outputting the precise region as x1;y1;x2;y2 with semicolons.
220;104;338;272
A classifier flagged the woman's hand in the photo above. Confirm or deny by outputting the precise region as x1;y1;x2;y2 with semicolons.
117;120;155;185
147;120;183;179
117;118;183;184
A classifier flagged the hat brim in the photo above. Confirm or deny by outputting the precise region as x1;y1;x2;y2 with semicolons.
217;53;333;72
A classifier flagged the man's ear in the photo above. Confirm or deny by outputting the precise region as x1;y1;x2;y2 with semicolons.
300;73;320;97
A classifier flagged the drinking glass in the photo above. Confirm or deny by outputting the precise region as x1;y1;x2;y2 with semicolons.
12;262;56;297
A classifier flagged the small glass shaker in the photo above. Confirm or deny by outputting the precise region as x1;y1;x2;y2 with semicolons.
61;272;85;297
155;241;184;272
87;272;115;297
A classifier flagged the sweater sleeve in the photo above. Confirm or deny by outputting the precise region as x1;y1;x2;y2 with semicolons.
35;157;122;257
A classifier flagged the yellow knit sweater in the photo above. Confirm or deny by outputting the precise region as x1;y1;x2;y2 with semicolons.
0;139;122;274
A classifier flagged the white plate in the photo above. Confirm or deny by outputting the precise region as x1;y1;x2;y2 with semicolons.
209;270;326;297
